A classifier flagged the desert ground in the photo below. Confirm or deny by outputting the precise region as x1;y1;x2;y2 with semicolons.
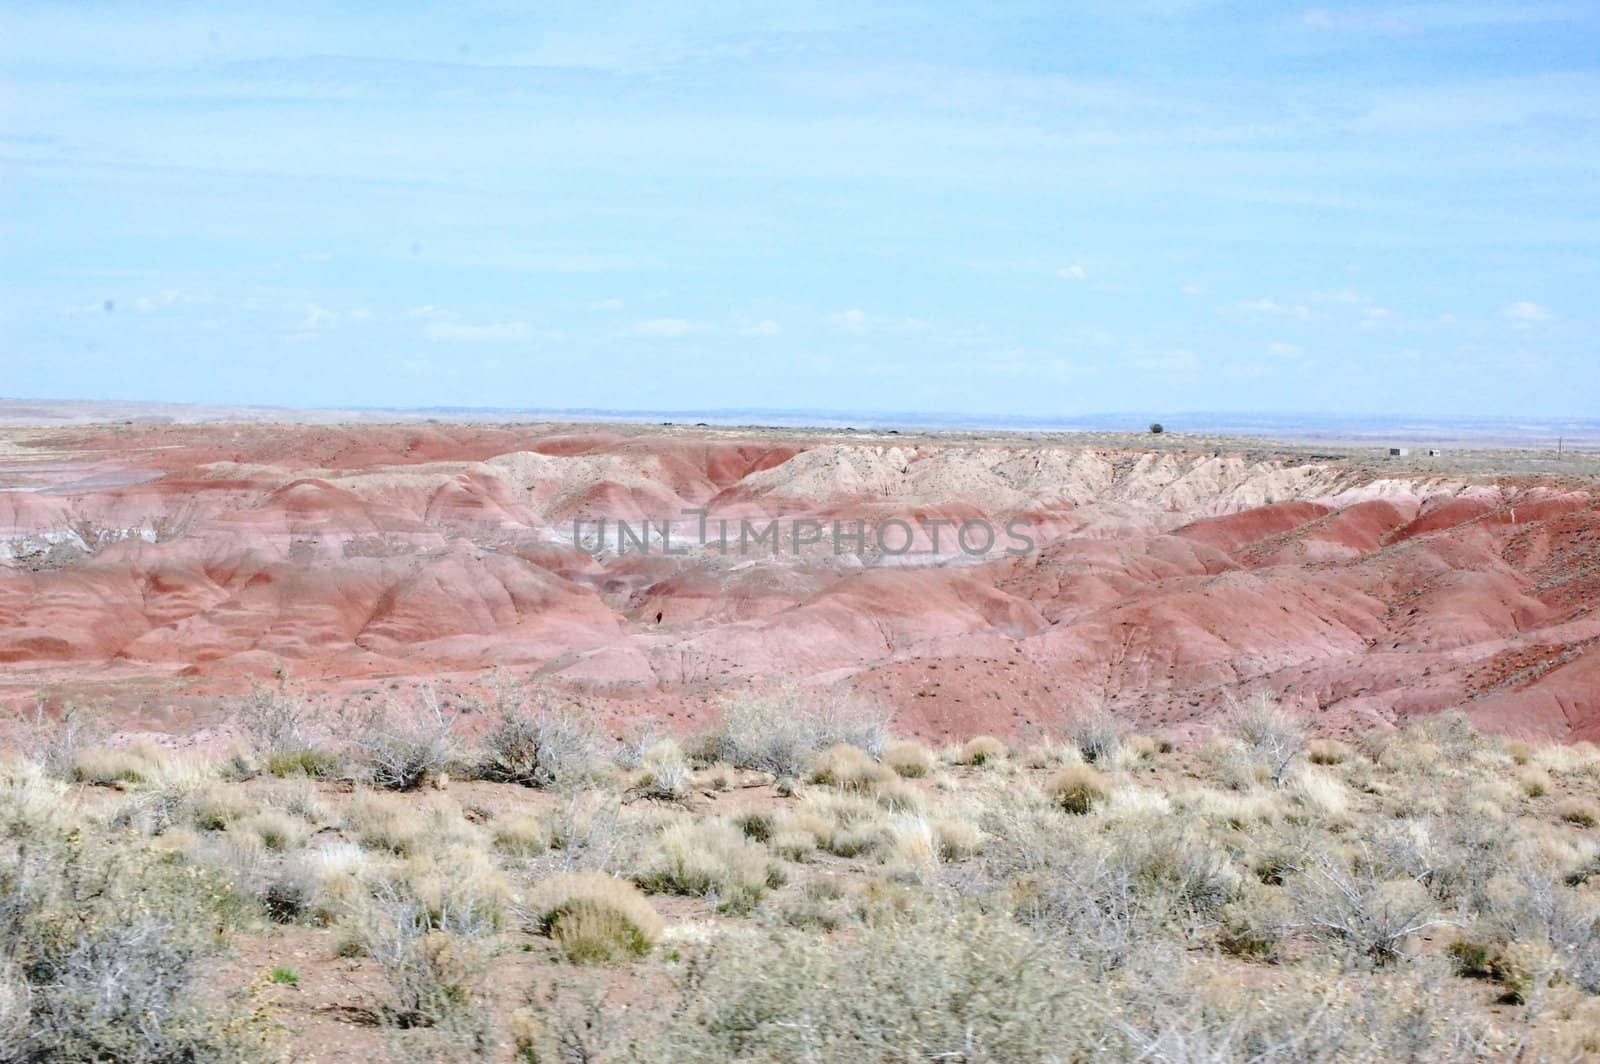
3;418;1600;1061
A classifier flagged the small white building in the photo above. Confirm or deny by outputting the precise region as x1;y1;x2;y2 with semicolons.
1388;447;1409;457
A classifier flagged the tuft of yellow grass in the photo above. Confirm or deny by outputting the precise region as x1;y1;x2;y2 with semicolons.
959;736;1008;766
1044;764;1111;815
640;819;780;914
531;871;663;963
1553;798;1598;828
1307;739;1350;766
883;740;935;778
1517;769;1553;798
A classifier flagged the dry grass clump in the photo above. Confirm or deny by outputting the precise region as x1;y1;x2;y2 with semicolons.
806;743;920;809
234;810;308;853
491;810;550;856
1045;764;1112;814
342;791;482;857
1287;766;1350;819
529;871;663;962
1518;768;1553;798
631;738;691;800
883;739;935;778
0;759;75;838
1308;738;1351;765
1553;798;1599;828
701;682;890;778
798;791;895;859
958;735;1007;766
69;742;168;786
638;819;782;914
809;742;893;790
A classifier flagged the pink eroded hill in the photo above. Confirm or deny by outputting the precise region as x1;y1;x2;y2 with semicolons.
2;422;1598;744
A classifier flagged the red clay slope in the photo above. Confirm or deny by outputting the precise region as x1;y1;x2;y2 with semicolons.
2;423;1597;743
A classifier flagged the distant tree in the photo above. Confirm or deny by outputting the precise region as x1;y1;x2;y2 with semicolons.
1149;422;1165;435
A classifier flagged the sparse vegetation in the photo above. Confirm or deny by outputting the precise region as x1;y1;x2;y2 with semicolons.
3;698;1598;1061
701;683;890;778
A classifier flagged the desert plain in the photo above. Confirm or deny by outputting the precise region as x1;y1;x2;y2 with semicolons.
2;416;1599;1061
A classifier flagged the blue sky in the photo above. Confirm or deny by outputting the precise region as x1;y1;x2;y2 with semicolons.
2;2;1596;418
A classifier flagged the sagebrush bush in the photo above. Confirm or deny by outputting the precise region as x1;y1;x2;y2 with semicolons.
478;695;601;789
348;691;458;791
702;683;889;778
1288;850;1448;965
629;914;1099;1061
355;888;488;1036
1061;706;1130;765
225;681;323;759
530;871;663;962
1227;692;1308;786
0;830;268;1060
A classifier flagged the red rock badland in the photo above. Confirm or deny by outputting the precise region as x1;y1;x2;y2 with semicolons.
2;422;1597;742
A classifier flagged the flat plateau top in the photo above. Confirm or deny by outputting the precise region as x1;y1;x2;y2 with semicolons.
0;403;1596;482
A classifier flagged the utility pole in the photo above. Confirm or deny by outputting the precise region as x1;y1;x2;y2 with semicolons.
1558;436;1564;458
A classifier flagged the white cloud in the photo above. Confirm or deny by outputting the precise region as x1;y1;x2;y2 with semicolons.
590;298;625;312
826;308;869;334
1057;264;1088;281
1236;298;1310;318
824;308;931;335
301;304;338;330
738;318;782;337
405;305;452;320
1180;282;1207;295
1503;300;1552;325
424;321;533;343
624;317;698;338
1132;348;1199;373
1267;341;1305;358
